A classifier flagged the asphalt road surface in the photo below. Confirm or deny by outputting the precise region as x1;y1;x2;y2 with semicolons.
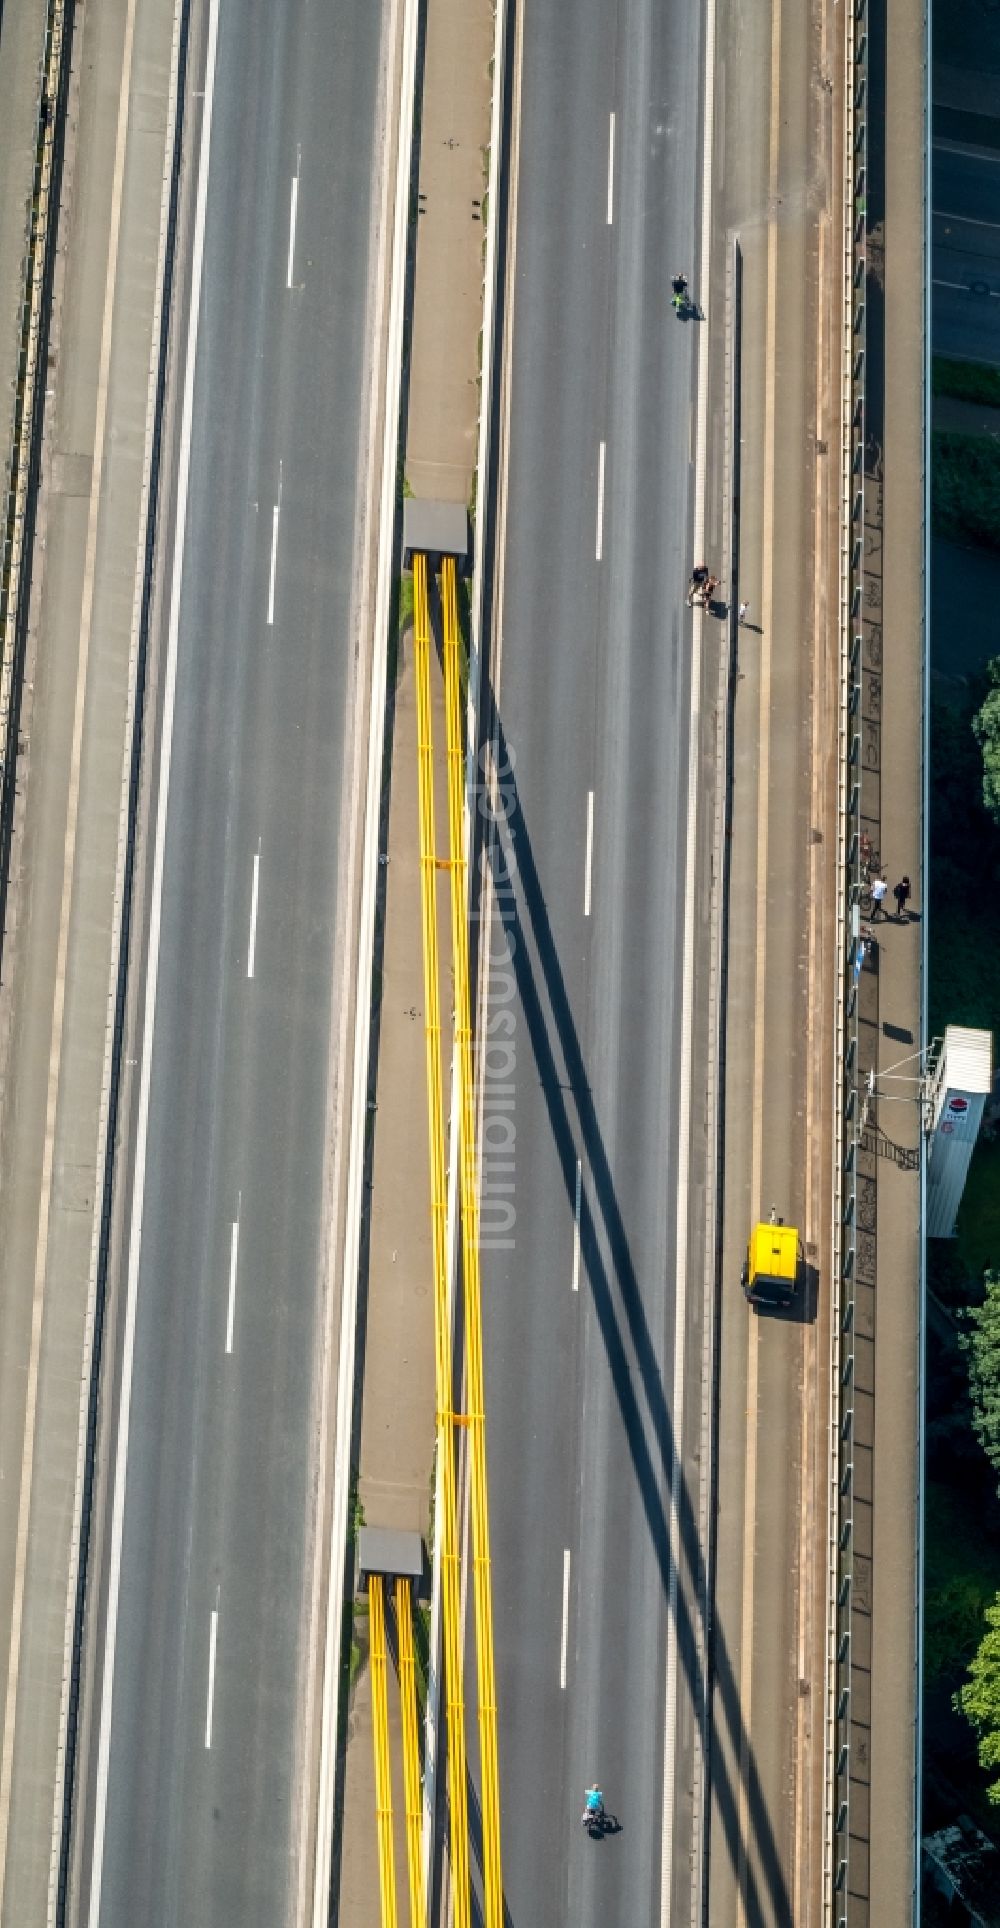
480;1;709;1921
933;141;1000;363
80;3;381;1922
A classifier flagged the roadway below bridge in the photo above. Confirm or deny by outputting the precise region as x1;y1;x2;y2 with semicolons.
933;140;1000;365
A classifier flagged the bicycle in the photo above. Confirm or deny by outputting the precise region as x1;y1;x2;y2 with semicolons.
859;832;880;882
581;1806;620;1839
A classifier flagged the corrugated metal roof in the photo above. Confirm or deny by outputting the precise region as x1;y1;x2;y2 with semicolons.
943;1024;992;1095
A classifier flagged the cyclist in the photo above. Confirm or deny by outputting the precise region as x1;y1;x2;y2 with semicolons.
584;1786;604;1820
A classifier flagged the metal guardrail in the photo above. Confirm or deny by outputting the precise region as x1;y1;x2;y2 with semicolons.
825;0;869;1920
0;0;72;935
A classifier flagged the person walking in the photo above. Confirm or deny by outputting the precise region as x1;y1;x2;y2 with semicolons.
738;600;749;626
893;875;912;920
871;875;888;919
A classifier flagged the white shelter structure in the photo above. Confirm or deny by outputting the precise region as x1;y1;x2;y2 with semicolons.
925;1025;993;1238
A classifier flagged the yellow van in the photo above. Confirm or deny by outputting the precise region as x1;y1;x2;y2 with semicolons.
741;1221;800;1309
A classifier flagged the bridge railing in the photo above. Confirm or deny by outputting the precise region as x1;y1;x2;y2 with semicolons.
825;1;870;1921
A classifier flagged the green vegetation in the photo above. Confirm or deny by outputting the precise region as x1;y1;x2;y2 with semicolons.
958;1598;1000;1803
455;569;471;684
398;570;415;638
426;1438;437;1557
928;689;1000;1040
959;1145;1000;1282
411;1601;432;1713
926;1482;1000;1692
973;657;1000;824
351;1597;369;1690
926;147;1000;1867
339;1485;368;1699
962;1275;1000;1492
933;355;1000;410
926;659;1000;1824
933;430;1000;550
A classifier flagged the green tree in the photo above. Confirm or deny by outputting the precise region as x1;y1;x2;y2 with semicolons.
958;1595;1000;1802
973;658;1000;827
962;1274;1000;1487
934;430;1000;550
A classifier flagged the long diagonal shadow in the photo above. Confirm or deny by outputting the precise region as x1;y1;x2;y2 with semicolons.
475;679;793;1927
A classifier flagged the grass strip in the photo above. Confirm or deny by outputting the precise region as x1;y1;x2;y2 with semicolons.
933;429;1000;550
933;355;1000;410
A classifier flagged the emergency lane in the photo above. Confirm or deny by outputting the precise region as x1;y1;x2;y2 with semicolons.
78;3;383;1923
480;0;712;1920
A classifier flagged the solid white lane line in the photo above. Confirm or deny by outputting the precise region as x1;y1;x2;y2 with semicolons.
205;1608;219;1749
86;4;222;1919
933;136;1000;162
287;174;299;287
559;1550;571;1690
226;1213;239;1354
660;0;717;1913
572;1159;582;1292
583;791;594;917
932;275;1000;296
247;847;261;979
935;207;1000;230
267;502;280;625
595;442;606;561
607;112;615;225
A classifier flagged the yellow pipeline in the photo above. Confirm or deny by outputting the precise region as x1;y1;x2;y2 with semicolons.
441;556;504;1925
412;552;471;1926
395;1579;427;1928
369;1577;398;1928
